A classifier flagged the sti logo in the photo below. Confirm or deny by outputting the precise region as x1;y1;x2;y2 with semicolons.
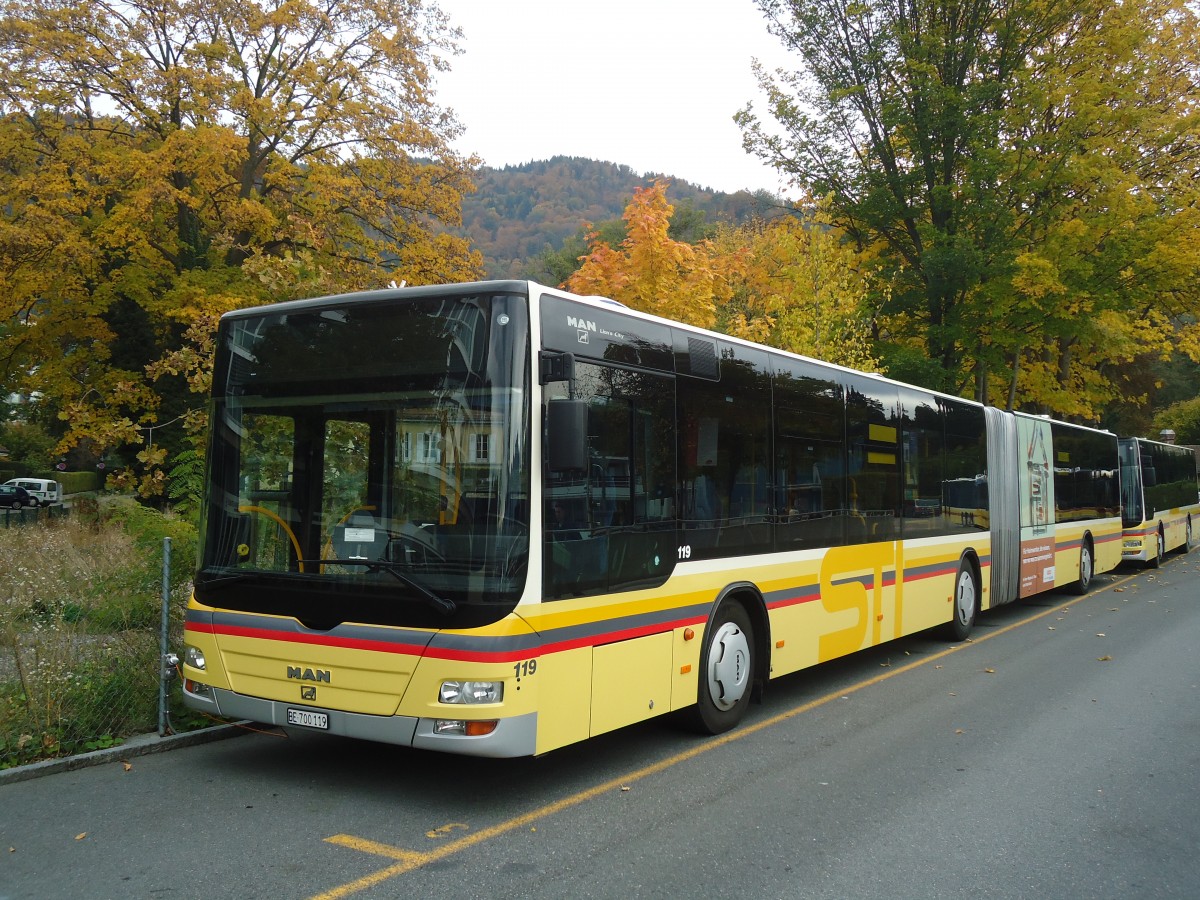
567;315;596;344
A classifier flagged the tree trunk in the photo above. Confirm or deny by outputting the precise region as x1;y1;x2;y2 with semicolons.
1007;352;1020;411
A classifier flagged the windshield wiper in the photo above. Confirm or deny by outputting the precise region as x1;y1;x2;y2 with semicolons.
195;571;263;591
316;559;456;615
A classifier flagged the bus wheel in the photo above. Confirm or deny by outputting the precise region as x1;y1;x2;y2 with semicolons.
688;601;755;735
1149;529;1165;569
944;560;978;641
1072;540;1094;596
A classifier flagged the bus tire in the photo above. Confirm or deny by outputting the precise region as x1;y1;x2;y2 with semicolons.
1072;538;1094;596
1148;529;1165;569
686;600;755;735
943;559;978;642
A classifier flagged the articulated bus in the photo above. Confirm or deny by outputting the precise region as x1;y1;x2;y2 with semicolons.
1119;437;1199;566
181;280;1124;757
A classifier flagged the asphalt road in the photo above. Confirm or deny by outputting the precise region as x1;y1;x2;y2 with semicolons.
2;553;1197;900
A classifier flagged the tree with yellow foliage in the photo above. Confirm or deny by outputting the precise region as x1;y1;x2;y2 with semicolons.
719;209;884;373
0;0;481;495
567;180;734;330
568;181;884;372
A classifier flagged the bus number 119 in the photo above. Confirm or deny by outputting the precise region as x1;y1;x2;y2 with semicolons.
514;660;537;680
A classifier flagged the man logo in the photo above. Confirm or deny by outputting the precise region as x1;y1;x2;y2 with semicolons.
301;686;317;701
566;316;597;332
287;666;330;683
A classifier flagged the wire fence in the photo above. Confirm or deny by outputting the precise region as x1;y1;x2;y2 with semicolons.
0;503;211;770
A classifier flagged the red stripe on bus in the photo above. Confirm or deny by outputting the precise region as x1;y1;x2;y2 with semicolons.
188;623;430;657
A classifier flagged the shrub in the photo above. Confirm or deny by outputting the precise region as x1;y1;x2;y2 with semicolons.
0;503;200;768
48;471;104;494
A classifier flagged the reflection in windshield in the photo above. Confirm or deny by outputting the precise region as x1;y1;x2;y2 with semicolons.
196;290;531;627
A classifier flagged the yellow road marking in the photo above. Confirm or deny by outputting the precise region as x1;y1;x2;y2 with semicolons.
425;822;469;839
324;835;425;863
312;566;1144;900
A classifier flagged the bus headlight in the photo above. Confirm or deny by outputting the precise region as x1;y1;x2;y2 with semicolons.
184;645;207;671
439;680;503;704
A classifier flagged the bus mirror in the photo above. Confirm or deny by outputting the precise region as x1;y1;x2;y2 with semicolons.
539;351;575;385
547;399;588;471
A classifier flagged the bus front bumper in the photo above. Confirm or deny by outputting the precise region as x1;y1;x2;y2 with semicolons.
181;682;538;758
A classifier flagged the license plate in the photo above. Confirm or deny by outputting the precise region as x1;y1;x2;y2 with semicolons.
286;708;329;730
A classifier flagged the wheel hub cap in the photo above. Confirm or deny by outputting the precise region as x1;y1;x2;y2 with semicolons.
708;623;750;711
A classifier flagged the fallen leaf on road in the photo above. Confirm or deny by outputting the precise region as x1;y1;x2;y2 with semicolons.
75;833;86;841
984;668;996;673
1097;655;1112;661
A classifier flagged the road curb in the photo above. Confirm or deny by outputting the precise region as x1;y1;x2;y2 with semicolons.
0;723;251;786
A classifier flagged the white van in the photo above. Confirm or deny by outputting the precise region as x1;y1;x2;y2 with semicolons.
4;478;61;507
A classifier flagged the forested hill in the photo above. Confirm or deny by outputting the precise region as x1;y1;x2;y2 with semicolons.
459;156;787;279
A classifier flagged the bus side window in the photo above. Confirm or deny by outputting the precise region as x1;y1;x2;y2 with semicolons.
542;361;677;600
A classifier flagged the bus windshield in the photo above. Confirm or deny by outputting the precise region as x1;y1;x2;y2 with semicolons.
195;288;531;630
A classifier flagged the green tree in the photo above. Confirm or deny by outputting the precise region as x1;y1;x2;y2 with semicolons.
0;420;56;474
1154;398;1200;445
521;219;626;287
0;0;481;494
740;0;1200;418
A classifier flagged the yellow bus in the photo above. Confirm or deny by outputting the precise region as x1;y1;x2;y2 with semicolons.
180;281;1124;756
1119;437;1199;566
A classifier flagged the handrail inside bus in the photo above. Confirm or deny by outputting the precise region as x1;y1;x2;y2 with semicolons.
238;504;305;573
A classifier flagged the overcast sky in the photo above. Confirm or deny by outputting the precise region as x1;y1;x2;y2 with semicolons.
434;0;798;196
